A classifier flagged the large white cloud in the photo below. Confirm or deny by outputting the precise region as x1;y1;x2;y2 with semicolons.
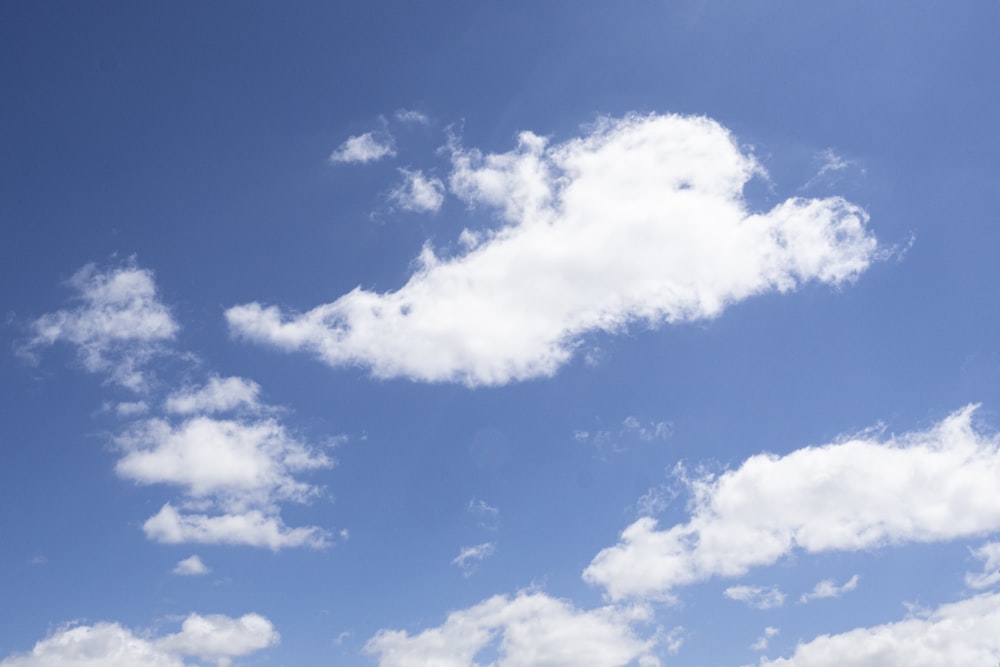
585;405;1000;601
365;591;661;667
227;113;878;386
0;613;277;667
21;262;178;391
761;592;1000;666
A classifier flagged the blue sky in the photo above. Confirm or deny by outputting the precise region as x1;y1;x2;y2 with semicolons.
2;2;1000;665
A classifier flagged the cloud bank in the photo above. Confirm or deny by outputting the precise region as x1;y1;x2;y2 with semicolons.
585;405;1000;601
0;613;277;667
227;113;878;386
365;592;660;667
762;592;1000;666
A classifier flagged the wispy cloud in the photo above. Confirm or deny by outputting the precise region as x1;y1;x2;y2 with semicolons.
725;584;786;610
799;574;859;603
585;406;1000;601
228;113;878;386
164;376;261;415
751;626;779;651
388;168;445;213
451;542;496;577
394;109;430;124
965;541;1000;589
329;131;396;164
467;498;500;530
20;261;178;391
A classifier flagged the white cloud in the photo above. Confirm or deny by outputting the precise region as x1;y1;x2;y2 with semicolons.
634;484;677;518
802;148;859;190
164;376;260;415
115;401;149;417
173;555;210;576
751;626;779;651
365;591;658;667
115;412;333;549
329;131;396;164
799;574;859;603
115;416;330;510
622;417;672;442
154;613;279;667
394;109;430;124
0;613;277;667
762;592;1000;666
452;542;496;576
965;541;1000;589
389;168;445;213
584;405;1000;601
144;504;329;550
724;585;786;610
468;498;500;530
21;262;178;391
226;113;878;386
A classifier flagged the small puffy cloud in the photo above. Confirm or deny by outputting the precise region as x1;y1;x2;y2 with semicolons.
155;613;279;667
585;405;1000;601
227;113;878;387
115;416;330;510
389;169;445;213
0;613;277;667
365;591;657;667
144;504;329;550
724;585;785;610
762;592;1000;666
173;555;209;576
452;542;496;577
965;541;1000;589
799;574;859;603
164;376;261;415
329;131;396;164
751;626;779;651
21;261;178;391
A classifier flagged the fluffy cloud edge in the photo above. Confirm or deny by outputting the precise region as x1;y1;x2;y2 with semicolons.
0;613;277;667
364;591;663;667
761;592;1000;666
585;405;1000;601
